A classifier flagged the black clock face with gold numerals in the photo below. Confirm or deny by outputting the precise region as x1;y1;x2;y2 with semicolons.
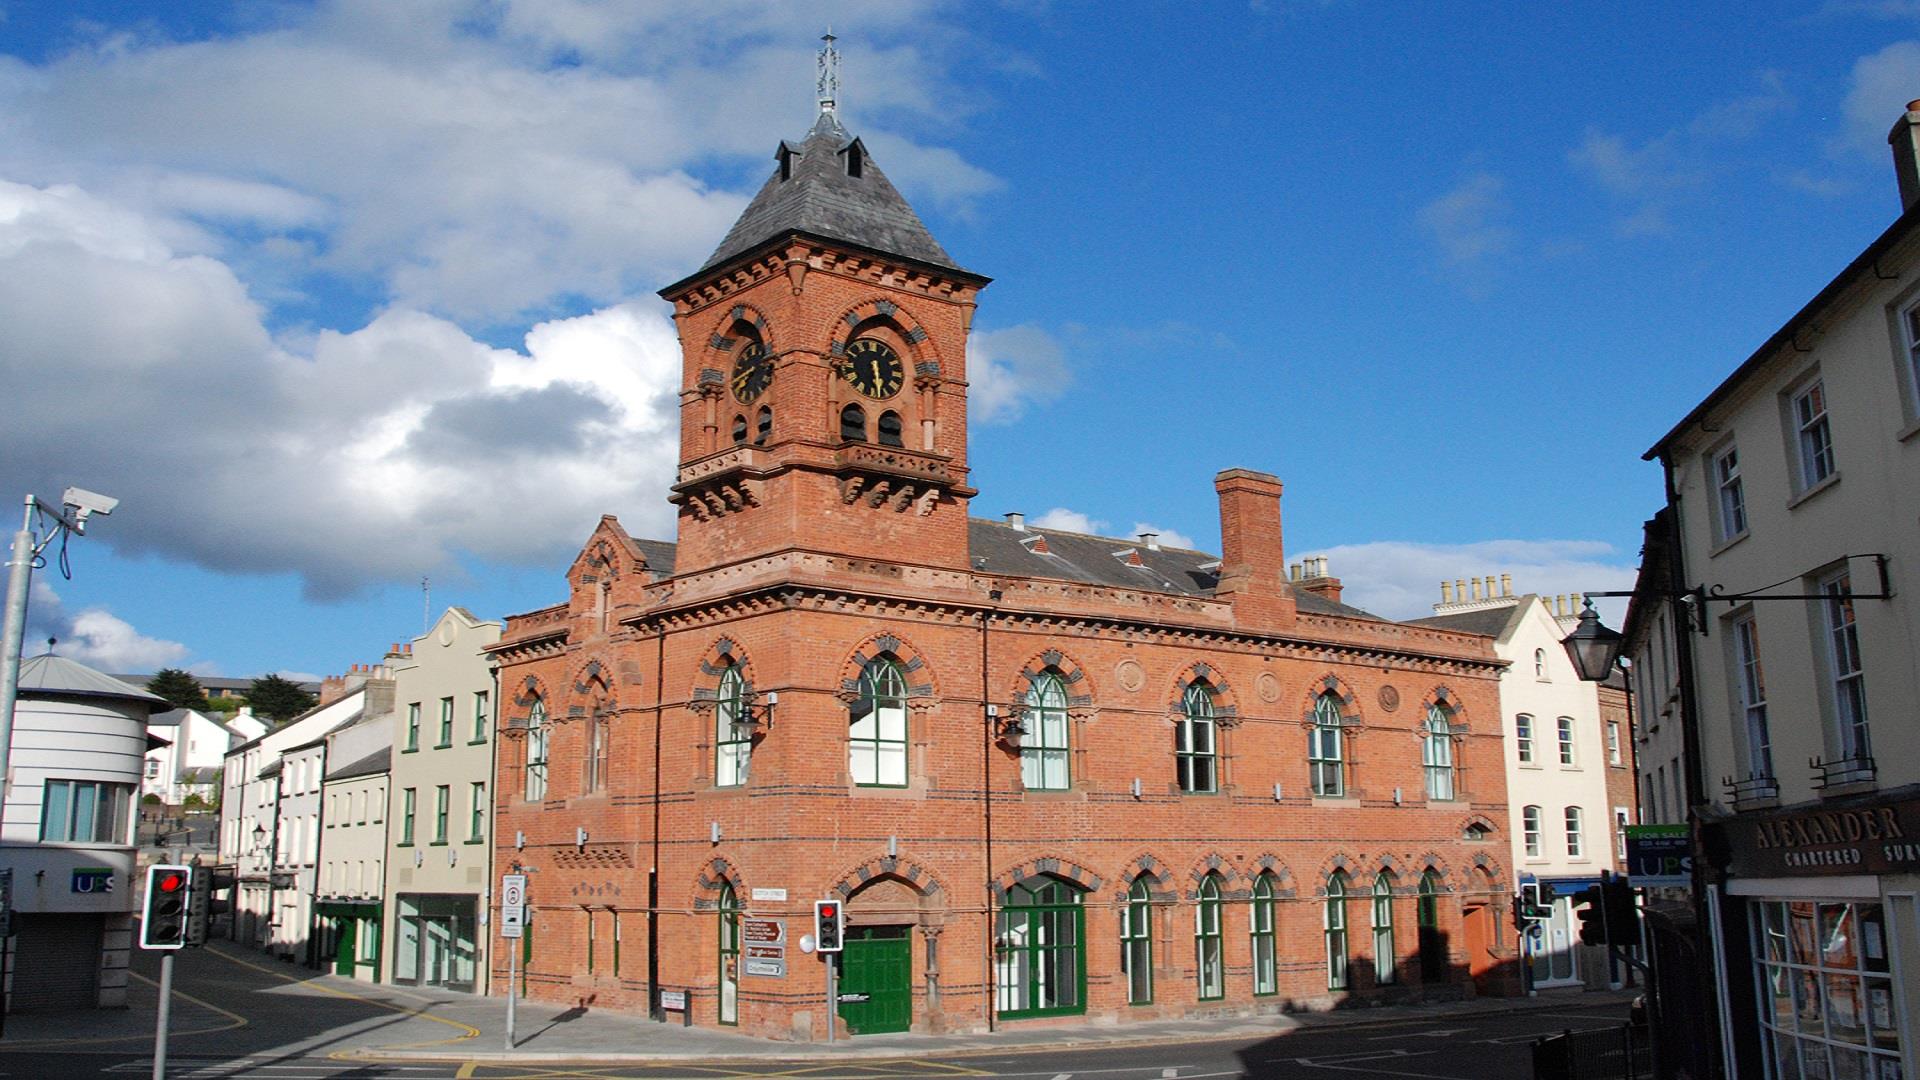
842;337;905;398
730;341;772;404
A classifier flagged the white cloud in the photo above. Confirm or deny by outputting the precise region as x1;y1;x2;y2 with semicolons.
1844;41;1920;154
1417;172;1515;271
1129;523;1197;551
1030;508;1105;534
25;580;192;673
967;323;1070;425
1299;539;1637;624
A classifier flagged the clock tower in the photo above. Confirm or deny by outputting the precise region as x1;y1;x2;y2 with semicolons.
657;50;990;582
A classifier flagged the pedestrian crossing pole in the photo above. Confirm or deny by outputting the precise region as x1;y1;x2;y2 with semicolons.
152;952;174;1080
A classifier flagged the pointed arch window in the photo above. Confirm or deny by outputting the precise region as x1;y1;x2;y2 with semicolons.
1310;692;1345;797
1423;704;1456;801
754;406;772;446
1417;870;1446;982
715;667;750;787
1250;872;1278;996
840;403;867;443
717;882;740;1025
731;414;748;445
1122;876;1154;1005
585;711;610;793
996;877;1085;1018
1176;682;1217;793
1195;873;1225;1000
524;698;548;802
877;410;904;448
1326;871;1351;989
1022;672;1070;790
1372;871;1397;985
850;658;908;787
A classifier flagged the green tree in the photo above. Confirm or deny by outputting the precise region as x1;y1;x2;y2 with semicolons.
247;674;317;724
146;668;210;711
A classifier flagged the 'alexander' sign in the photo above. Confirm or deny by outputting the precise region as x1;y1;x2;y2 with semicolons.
1725;796;1920;878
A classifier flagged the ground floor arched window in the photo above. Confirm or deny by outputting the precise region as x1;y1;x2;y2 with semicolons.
996;878;1085;1019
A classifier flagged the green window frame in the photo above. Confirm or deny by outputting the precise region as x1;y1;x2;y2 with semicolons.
585;906;596;972
718;883;740;1025
1122;876;1154;1005
715;667;749;788
1195;873;1224;1000
399;787;416;845
405;702;420;752
1251;872;1279;995
1310;693;1345;797
1176;682;1217;793
436;696;454;748
432;785;449;844
1021;672;1070;790
612;910;621;977
469;782;485;841
1373;871;1396;985
525;699;548;801
1424;705;1455;800
1326;871;1350;990
1417;870;1446;982
849;658;909;787
996;878;1086;1019
472;690;490;743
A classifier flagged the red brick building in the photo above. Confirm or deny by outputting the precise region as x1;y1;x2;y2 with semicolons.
489;97;1519;1039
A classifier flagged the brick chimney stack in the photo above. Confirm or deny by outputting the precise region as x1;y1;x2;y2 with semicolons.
1213;468;1296;627
1890;99;1920;211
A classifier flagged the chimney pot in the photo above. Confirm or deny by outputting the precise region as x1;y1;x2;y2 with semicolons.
1500;573;1513;597
1441;580;1454;604
1138;532;1160;551
1005;512;1025;531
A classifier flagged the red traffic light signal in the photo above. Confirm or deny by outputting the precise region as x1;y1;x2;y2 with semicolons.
141;864;193;950
814;899;843;953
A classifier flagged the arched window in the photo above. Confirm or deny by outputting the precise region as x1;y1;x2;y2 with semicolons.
877;410;904;448
717;882;740;1025
731;414;748;445
840;403;867;443
1372;871;1396;985
1522;804;1543;857
1325;871;1350;989
1022;672;1070;790
1534;648;1547;678
1515;714;1535;763
1565;806;1585;858
1195;873;1224;1000
1557;717;1577;766
996;878;1085;1018
1176;682;1217;793
754;406;772;446
584;710;610;793
1250;872;1278;996
1423;704;1456;801
715;667;749;787
1310;692;1345;797
1122;876;1153;1005
850;658;908;787
524;698;548;802
1417;870;1446;982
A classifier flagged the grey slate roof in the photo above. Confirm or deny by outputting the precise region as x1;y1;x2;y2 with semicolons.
1408;605;1521;641
20;654;169;713
632;538;676;576
683;111;975;282
150;707;191;728
328;746;390;781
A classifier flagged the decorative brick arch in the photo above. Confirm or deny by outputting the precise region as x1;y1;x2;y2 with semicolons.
1184;853;1247;900
691;856;745;911
1006;648;1095;711
502;674;554;738
1114;852;1177;903
826;298;940;374
689;636;759;708
1420;684;1472;732
1459;813;1500;841
1413;851;1456;889
1246;854;1298;899
704;302;776;357
561;656;616;723
1166;662;1240;724
1312;852;1363;893
1300;673;1363;729
827;854;948;902
836;632;938;706
1467;851;1507;890
580;538;625;583
991;855;1103;902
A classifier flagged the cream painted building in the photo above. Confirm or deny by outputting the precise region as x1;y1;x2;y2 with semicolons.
1416;578;1633;992
315;712;392;982
1636;101;1920;1080
381;608;501;993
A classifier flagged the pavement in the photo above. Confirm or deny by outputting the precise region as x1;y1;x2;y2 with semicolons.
0;940;1638;1067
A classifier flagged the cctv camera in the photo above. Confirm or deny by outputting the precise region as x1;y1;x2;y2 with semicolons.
62;487;118;533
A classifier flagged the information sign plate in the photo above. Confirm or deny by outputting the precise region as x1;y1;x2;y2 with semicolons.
1624;825;1692;887
661;990;688;1011
743;918;785;944
744;958;786;978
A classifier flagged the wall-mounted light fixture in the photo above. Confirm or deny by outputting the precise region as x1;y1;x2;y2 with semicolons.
733;689;778;739
710;821;721;845
1130;777;1143;799
575;826;588;849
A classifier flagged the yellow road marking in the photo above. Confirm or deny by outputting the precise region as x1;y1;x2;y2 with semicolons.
0;968;249;1048
205;943;480;1048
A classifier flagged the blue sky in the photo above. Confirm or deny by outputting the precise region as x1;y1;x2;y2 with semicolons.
3;0;1918;679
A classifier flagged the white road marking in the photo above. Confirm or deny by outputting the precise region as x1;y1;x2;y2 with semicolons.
1051;1073;1073;1080
1368;1028;1465;1040
1162;1070;1179;1078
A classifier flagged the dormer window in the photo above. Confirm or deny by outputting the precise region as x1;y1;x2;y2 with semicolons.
778;145;795;182
844;141;864;178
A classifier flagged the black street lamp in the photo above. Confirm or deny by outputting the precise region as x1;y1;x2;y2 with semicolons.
1562;598;1626;682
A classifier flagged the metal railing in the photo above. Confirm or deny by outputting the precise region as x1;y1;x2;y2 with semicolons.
1532;1023;1651;1080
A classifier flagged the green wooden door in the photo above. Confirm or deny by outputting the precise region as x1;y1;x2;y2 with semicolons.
837;926;911;1035
333;916;355;976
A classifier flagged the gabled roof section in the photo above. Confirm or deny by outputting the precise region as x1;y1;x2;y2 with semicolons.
1409;604;1526;641
682;111;975;284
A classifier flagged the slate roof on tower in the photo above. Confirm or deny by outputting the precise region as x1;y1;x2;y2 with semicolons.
675;110;981;287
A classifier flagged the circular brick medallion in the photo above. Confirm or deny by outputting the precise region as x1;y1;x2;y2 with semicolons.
1377;685;1401;712
1115;659;1146;693
1256;672;1281;703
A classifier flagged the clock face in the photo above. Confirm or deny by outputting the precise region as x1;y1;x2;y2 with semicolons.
843;337;905;399
730;341;772;404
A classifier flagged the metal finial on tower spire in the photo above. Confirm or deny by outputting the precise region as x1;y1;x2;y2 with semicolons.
817;28;839;115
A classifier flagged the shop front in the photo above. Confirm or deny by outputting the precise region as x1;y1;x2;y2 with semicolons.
392;894;479;992
1711;794;1920;1080
314;900;382;982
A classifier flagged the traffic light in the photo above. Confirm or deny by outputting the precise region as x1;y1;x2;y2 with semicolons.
814;899;843;953
1574;876;1640;948
141;864;192;950
185;866;235;947
1573;885;1605;947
